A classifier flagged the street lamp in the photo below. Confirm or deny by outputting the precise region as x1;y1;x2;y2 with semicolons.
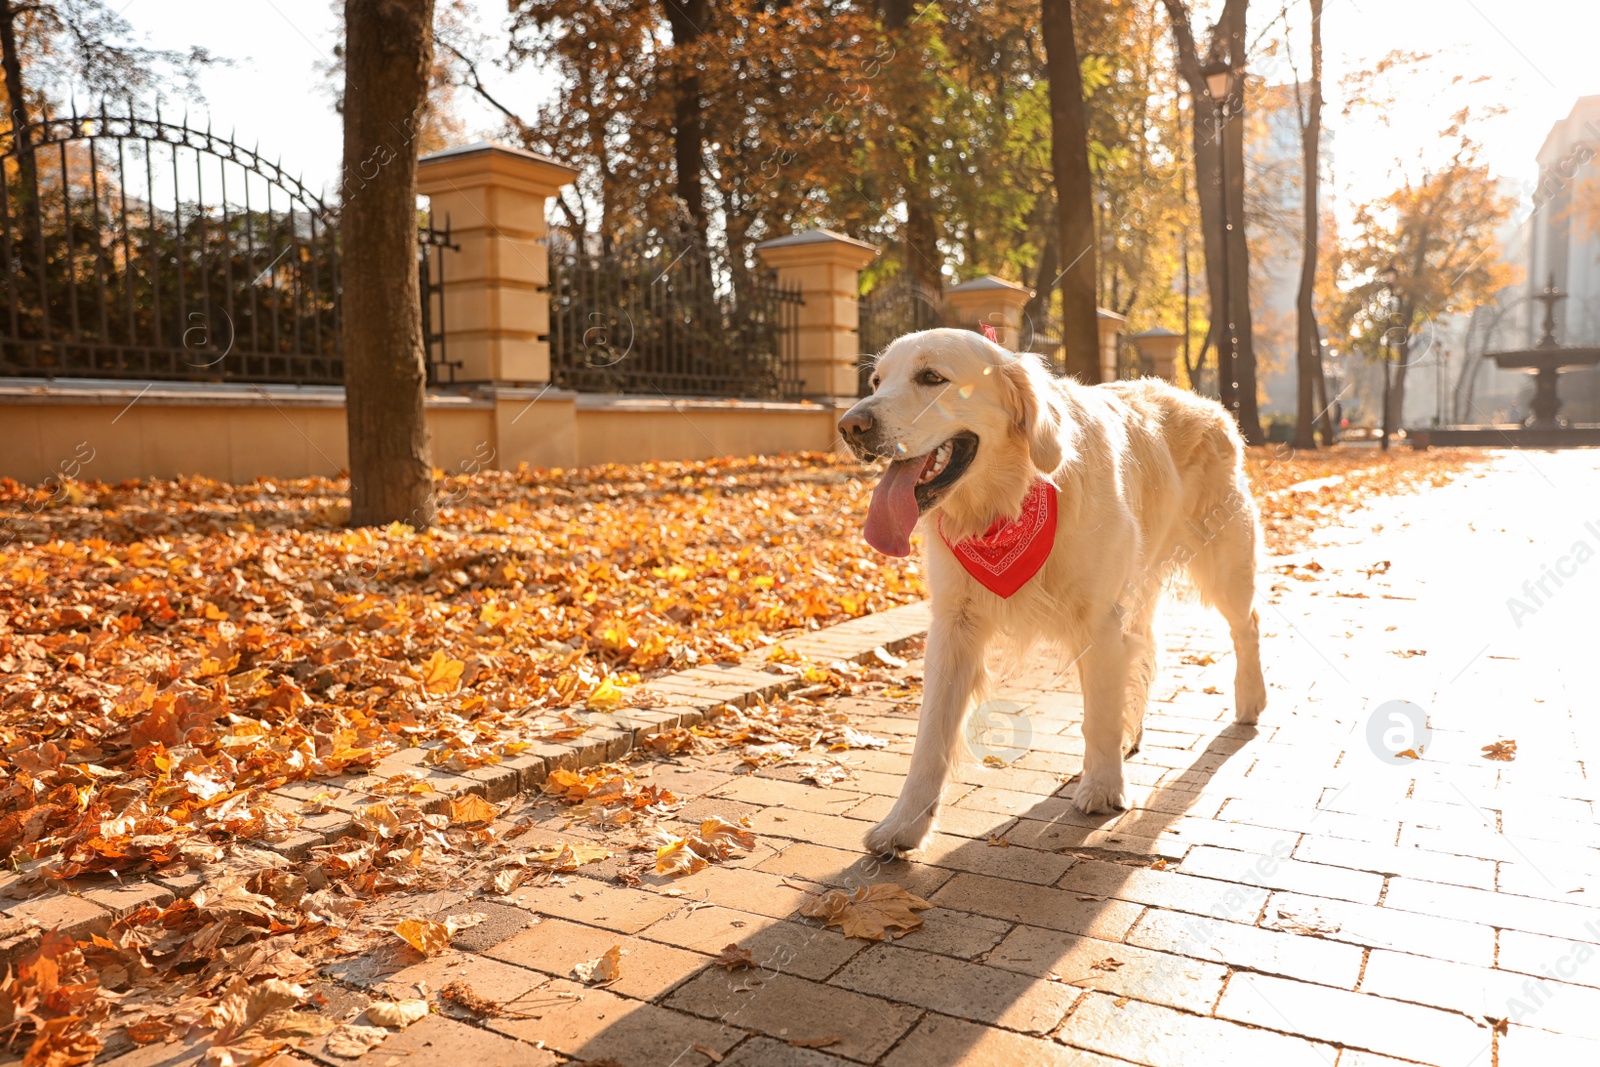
1202;61;1240;422
1378;261;1400;451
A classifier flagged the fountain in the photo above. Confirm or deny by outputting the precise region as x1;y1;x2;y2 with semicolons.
1410;276;1600;449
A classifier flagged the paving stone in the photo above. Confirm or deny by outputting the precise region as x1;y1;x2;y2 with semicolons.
831;942;1076;1033
0;892;110;939
715;774;872;815
1216;971;1491;1064
446;901;540;952
1057;990;1337;1067
1498;929;1600;991
883;1012;1138;1067
888;906;1011;960
302;1012;558;1067
1214;797;1398;844
371;948;548;1005
929;872;1143;941
986;924;1226;1013
1498;1023;1600;1067
98;1036;210;1067
1261;890;1497;966
1058;858;1270;921
1382;876;1600;943
666;969;917;1063
719;1036;858;1067
519;881;682;933
753;841;953;900
914;832;1075;885
487;976;741;1066
634;902;867;980
1360;948;1600;1041
1177;844;1384;904
80;880;175;919
1126;908;1363;987
1291;833;1496;889
666;864;827;920
486;916;709;1001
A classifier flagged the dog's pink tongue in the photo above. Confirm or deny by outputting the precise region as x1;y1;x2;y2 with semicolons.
864;457;926;557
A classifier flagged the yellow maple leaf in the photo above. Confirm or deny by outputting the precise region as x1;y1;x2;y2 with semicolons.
655;838;710;876
394;918;453;956
587;677;627;710
799;883;932;941
421;651;465;694
449;794;499;826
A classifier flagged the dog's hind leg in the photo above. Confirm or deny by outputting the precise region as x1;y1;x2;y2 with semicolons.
1187;491;1267;725
865;606;991;857
1121;578;1164;757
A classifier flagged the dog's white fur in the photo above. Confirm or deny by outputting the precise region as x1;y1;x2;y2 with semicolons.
843;328;1266;855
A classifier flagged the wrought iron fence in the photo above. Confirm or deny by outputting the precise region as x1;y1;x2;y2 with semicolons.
856;276;947;395
548;229;803;401
0;107;342;384
418;212;459;385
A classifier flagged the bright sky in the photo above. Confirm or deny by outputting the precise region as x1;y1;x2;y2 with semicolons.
118;0;1598;219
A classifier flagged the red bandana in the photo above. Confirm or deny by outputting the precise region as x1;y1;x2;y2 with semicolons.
938;478;1058;598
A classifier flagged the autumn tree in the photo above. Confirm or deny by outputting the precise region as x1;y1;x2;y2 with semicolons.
1161;0;1264;443
1287;0;1330;447
1039;0;1100;380
341;0;436;527
1330;128;1517;432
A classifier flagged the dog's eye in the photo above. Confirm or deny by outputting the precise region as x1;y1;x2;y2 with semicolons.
916;370;947;386
870;375;881;391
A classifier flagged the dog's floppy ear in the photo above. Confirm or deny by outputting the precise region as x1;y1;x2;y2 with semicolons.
997;351;1064;474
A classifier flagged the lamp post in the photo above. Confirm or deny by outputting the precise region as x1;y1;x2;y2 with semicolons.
1203;61;1239;422
1378;262;1399;451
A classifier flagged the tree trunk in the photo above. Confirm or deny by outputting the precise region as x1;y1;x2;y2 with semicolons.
662;0;709;242
341;0;436;528
1042;0;1101;382
1162;0;1262;442
1292;0;1324;450
880;0;944;294
1218;0;1263;443
0;0;38;213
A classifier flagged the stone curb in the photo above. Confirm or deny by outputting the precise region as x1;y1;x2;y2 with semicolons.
0;601;933;967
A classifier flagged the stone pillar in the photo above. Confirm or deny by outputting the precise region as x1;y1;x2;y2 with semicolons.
416;142;577;385
755;229;879;399
1130;327;1182;382
1097;308;1127;382
944;276;1033;348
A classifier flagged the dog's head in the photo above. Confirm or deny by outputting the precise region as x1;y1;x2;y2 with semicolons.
840;328;1067;556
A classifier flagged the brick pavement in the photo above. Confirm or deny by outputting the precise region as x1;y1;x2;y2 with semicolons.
15;448;1600;1066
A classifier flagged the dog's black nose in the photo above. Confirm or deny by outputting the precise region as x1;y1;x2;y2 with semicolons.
839;409;874;438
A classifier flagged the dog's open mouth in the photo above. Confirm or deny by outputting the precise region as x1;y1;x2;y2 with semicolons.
864;431;978;557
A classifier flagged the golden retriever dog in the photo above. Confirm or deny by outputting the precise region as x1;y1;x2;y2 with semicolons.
839;328;1265;856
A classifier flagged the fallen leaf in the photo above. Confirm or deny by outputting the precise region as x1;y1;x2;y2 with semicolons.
715;944;756;970
1481;739;1517;762
573;945;623;984
798;883;933;941
394;919;453;957
1092;957;1124;971
365;1000;429;1029
440;980;501;1017
693;1044;725;1063
448;794;499;826
324;1024;391;1059
421;650;466;694
788;1035;841;1049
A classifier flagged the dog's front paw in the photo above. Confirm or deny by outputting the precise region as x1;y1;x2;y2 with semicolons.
864;805;935;858
1071;774;1128;816
1234;670;1267;725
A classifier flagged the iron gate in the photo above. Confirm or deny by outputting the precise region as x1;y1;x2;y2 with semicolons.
0;106;343;384
548;230;803;401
